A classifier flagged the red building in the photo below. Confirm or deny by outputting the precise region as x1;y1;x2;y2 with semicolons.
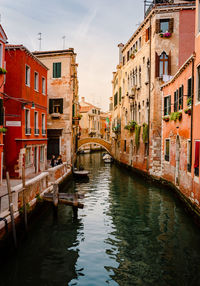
0;25;8;183
4;45;48;178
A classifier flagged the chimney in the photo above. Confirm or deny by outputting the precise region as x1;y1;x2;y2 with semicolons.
118;43;124;65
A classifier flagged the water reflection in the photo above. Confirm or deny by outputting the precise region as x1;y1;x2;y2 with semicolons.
1;152;200;286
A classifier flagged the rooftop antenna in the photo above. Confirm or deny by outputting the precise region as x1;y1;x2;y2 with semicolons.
62;36;66;49
38;32;42;51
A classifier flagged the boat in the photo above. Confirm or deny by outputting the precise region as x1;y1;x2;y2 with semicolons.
73;170;89;177
103;154;113;163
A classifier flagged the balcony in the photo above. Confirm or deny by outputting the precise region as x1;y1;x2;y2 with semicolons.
25;128;31;135
34;128;39;135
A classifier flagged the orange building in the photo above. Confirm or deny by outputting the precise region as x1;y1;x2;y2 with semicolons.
4;45;48;178
0;25;8;183
161;55;194;198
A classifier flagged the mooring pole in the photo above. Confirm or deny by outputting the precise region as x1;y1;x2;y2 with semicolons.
72;193;78;219
22;167;28;230
53;184;59;217
6;172;17;248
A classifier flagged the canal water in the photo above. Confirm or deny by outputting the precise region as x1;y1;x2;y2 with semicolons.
1;152;200;286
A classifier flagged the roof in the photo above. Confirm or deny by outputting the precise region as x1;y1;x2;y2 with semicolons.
80;101;101;113
0;24;8;43
6;45;48;70
33;48;76;57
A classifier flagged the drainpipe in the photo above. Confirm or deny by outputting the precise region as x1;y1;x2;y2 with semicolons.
190;55;195;172
147;15;152;166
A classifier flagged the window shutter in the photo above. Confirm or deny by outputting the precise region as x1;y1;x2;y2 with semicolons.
156;19;160;33
169;18;174;34
168;51;171;75
60;98;63;114
164;97;167;115
72;104;75;117
155;52;159;78
0;99;4;126
49;99;53;114
53;63;56;78
57;63;61;78
169;96;171;114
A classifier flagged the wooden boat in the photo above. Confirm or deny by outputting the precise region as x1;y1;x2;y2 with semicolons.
103;154;113;163
73;170;89;177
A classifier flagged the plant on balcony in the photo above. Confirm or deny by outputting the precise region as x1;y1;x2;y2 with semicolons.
142;123;149;143
162;115;170;122
184;106;191;115
0;68;7;75
124;120;137;132
0;127;7;133
187;97;192;106
170;111;182;121
159;32;171;38
135;125;141;149
73;114;82;120
130;53;135;59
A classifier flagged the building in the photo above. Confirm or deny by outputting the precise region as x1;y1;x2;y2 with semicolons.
111;0;195;177
4;45;48;178
161;55;194;198
100;111;111;141
33;49;79;165
0;25;8;183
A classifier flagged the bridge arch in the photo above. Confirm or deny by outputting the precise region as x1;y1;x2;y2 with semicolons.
77;137;112;155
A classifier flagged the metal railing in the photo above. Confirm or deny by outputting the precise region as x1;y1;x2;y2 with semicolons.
34;128;39;135
25;128;31;135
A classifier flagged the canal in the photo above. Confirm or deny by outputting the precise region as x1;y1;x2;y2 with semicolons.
1;152;200;286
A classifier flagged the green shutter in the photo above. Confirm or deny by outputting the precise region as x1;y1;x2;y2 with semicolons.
49;99;53;114
57;63;61;78
72;104;75;117
0;99;4;126
59;98;63;114
53;63;56;78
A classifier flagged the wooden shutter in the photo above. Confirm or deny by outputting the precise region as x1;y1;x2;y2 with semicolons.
53;63;56;78
169;96;171;114
168;51;171;75
164;97;167;115
155;52;159;78
169;18;174;34
156;19;160;33
59;98;63;114
57;63;61;78
0;99;4;126
49;99;53;114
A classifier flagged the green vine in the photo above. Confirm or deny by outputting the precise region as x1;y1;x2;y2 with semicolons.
124;120;137;132
135;125;141;149
0;67;7;75
0;127;7;133
170;111;182;121
142;123;149;143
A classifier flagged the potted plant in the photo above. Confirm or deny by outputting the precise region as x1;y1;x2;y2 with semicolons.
159;32;171;38
162;115;170;122
169;111;182;121
0;127;7;133
0;68;7;75
184;107;191;115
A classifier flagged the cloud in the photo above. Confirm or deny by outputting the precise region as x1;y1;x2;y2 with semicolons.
1;0;144;111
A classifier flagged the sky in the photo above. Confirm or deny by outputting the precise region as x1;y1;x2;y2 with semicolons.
1;0;144;111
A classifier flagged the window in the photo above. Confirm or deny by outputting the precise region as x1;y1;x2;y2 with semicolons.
0;44;2;68
25;147;31;166
127;51;130;62
124;140;126;152
34;72;39;91
114;92;118;107
34;112;39;135
119;87;122;103
123;56;125;66
179;85;183;110
194;141;200;177
25;65;30;86
138;37;141;50
197;65;200;101
156;18;174;34
25;109;31;134
165;139;170;161
42;114;45;135
40;146;45;162
159;52;168;77
53;62;61;78
174;90;178;112
187;78;192;104
49;98;63;114
164;96;171;115
42;77;46;94
146;27;150;42
160;19;169;33
145;59;150;84
139;66;141;87
187;140;191;172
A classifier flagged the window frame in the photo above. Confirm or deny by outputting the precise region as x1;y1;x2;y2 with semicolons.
40;146;45;162
25;147;32;166
25;108;31;135
34;111;39;135
160;19;170;33
164;138;170;162
34;71;39;92
42;113;46;135
42;77;46;95
164;95;171;116
53;62;61;78
25;65;30;87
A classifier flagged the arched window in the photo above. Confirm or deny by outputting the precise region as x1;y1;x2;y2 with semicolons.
159;52;168;76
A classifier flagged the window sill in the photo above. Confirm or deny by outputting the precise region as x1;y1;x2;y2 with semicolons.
25;133;31;136
25;84;30;87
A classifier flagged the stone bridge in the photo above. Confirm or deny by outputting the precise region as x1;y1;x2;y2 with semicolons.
77;137;112;155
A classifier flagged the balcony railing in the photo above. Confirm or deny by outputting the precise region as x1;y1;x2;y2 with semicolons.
25;128;31;135
42;129;46;135
34;128;39;135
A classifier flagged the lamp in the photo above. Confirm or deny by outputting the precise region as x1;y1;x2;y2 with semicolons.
31;102;35;109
